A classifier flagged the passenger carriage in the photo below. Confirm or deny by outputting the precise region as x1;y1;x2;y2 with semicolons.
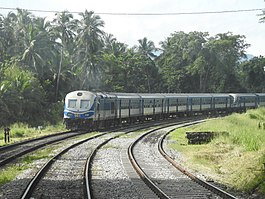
211;93;233;113
229;93;258;109
139;93;165;120
256;93;265;106
64;90;265;129
186;94;212;114
164;94;189;116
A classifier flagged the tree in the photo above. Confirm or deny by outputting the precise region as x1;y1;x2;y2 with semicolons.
137;37;157;59
101;34;129;91
0;64;46;126
157;31;208;92
206;33;249;92
239;56;265;92
0;12;17;62
74;10;105;90
135;37;159;92
51;11;77;101
157;31;249;93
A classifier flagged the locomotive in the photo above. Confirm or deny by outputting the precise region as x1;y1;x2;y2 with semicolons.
63;90;265;129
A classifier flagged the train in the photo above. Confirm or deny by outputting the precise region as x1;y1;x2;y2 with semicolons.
63;91;265;129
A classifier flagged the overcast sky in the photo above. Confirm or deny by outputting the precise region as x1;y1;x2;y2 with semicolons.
1;0;265;56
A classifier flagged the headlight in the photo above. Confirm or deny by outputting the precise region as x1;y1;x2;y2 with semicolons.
67;112;73;117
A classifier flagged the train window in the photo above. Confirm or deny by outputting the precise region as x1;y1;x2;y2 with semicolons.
68;99;77;108
111;102;115;114
80;100;90;109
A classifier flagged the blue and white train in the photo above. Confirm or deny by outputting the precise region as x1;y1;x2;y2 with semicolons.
63;90;265;129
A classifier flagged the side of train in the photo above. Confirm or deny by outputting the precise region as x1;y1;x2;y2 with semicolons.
63;91;265;129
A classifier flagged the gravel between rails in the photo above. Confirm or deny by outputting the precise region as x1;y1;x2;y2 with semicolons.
0;131;83;167
0;123;247;199
90;131;154;199
0;132;116;199
134;126;223;199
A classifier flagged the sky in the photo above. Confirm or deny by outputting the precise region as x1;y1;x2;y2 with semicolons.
0;0;265;56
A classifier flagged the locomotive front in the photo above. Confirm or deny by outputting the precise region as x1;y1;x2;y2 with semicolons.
64;90;96;129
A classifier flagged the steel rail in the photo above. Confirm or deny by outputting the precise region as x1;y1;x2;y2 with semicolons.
20;132;107;199
158;126;238;199
84;120;191;199
21;121;163;199
127;120;205;198
0;131;85;167
0;130;75;152
84;126;148;198
127;124;183;199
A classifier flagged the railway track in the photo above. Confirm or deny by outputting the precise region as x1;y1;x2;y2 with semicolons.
0;118;186;168
128;121;237;199
88;120;210;198
86;123;173;198
20;132;109;199
20;123;157;199
0;121;169;198
0;130;87;167
0;117;237;199
159;129;237;199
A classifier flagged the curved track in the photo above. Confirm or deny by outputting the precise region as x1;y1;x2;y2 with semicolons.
159;129;237;199
20;132;107;199
128;121;237;199
19;123;164;199
0;118;238;199
0;130;86;167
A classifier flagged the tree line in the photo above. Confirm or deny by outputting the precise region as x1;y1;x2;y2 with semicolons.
0;9;265;127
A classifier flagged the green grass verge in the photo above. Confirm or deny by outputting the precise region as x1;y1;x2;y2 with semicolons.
168;107;265;195
0;147;55;186
0;165;27;186
0;122;66;146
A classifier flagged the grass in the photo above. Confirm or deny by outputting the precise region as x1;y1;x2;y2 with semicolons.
22;147;55;164
0;146;56;186
168;107;265;196
0;165;27;186
0;122;66;146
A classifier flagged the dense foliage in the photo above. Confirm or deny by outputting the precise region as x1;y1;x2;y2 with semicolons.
0;9;265;127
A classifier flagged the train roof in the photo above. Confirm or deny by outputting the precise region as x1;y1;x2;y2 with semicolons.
255;93;265;97
210;93;231;98
185;93;213;98
229;93;257;98
96;92;141;99
138;93;166;99
161;93;189;98
138;93;191;99
65;90;95;98
66;91;261;101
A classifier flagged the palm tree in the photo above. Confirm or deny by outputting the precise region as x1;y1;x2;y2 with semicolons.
74;10;105;89
0;12;17;60
104;33;127;57
51;11;77;100
21;16;56;76
136;37;158;92
137;37;157;59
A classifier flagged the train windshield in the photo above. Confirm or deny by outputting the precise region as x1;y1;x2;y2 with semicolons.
68;99;77;108
80;100;90;109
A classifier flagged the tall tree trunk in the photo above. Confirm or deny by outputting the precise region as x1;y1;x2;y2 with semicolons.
55;48;63;101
